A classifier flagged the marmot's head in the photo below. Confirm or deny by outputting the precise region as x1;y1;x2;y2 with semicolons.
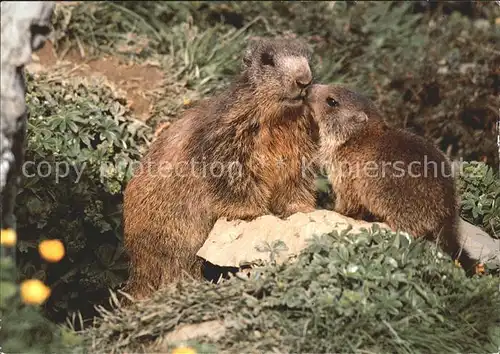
305;84;382;146
242;38;313;109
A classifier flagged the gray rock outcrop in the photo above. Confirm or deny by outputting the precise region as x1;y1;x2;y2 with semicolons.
1;1;54;229
197;210;500;268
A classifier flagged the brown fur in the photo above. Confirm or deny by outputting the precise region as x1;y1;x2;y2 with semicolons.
306;84;477;274
123;38;320;300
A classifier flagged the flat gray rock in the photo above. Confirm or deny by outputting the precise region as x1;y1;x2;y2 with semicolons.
459;220;500;264
197;210;500;267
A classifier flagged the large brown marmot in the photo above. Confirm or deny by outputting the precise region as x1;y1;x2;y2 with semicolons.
305;84;477;274
123;38;320;299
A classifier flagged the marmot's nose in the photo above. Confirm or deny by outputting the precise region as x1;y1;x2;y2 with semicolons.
296;75;312;89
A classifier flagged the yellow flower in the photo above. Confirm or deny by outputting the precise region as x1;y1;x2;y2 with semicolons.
454;259;461;268
20;279;51;305
171;346;197;354
39;239;65;263
183;97;191;106
475;263;485;275
0;228;16;247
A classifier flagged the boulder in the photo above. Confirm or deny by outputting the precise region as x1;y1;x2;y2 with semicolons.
1;1;55;228
197;210;500;268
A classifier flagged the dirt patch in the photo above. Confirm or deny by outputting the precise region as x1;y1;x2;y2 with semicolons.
27;40;164;121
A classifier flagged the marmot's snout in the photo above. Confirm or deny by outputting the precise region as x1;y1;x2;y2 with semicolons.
294;67;312;99
280;56;312;100
295;70;312;92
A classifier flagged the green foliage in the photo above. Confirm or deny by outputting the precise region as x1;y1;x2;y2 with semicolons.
83;227;500;353
16;72;151;323
458;161;500;239
374;10;499;166
0;254;82;353
51;1;251;129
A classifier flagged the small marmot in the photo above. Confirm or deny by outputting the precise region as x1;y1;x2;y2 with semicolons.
123;38;320;300
305;84;476;274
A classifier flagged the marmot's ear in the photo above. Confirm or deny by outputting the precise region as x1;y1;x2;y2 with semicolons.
243;48;252;67
242;43;254;67
243;40;259;67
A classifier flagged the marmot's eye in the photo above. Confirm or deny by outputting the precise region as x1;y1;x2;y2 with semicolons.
326;97;339;107
261;52;275;66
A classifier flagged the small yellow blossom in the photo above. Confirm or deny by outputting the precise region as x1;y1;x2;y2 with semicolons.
0;228;17;247
454;259;461;268
171;346;197;354
20;279;51;305
475;263;485;275
39;239;65;263
183;97;191;106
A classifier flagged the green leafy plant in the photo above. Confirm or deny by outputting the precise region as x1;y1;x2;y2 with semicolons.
458;161;500;239
15;72;152;324
83;226;500;354
255;240;289;264
51;2;252;130
0;254;82;353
